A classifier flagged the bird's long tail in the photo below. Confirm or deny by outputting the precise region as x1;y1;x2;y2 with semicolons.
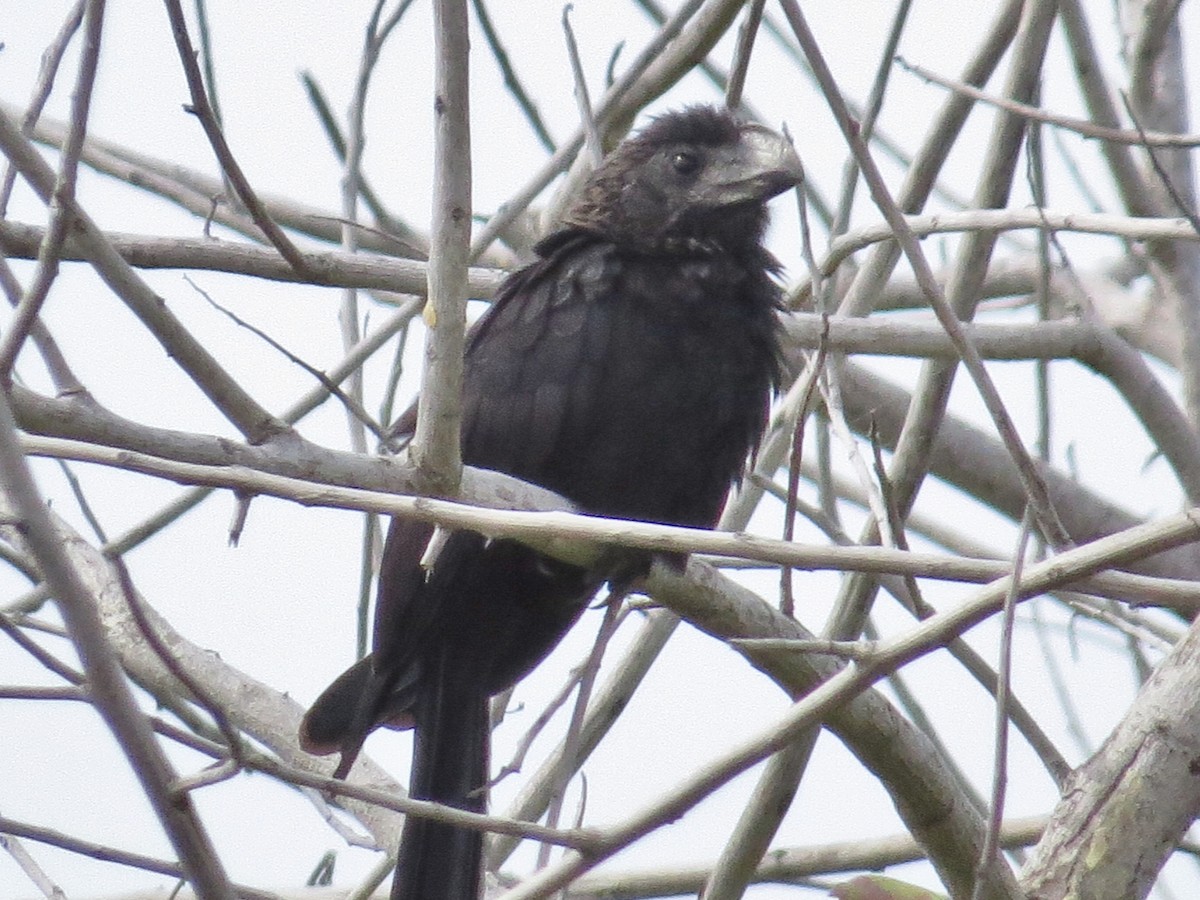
391;648;489;900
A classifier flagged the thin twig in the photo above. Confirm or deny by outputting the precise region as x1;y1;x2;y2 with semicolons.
562;4;603;168
0;683;87;701
0;813;66;900
0;815;275;899
189;0;234;202
161;0;313;276
0;0;106;377
779;0;1071;550
732;636;879;661
302;789;378;850
869;422;924;615
186;277;386;441
0;256;83;395
1119;91;1200;234
724;0;766;110
471;0;556;152
828;0;912;240
536;589;626;868
337;0;417;470
338;1;384;467
249;750;600;850
172;758;240;793
898;55;1200;148
779;319;827;617
491;609;630;790
779;168;826;617
0;0;85;217
110;551;245;766
0;104;287;444
972;508;1034;900
55;456;108;544
191;0;222;125
0;614;83;683
298;71;429;257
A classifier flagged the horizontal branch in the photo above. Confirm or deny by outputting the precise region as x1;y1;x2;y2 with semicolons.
19;431;1200;608
784;312;1104;360
243;749;599;851
823;208;1200;275
567;816;1046;899
7;208;1189;315
9;384;566;513
0;220;505;298
20;816;1045;900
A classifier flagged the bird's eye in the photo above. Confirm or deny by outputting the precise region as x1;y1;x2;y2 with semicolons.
670;151;701;175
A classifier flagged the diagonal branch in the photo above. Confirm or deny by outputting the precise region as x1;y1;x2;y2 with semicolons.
779;0;1070;550
1021;607;1200;898
0;104;286;444
0;389;237;899
0;218;505;296
0;0;106;378
161;0;313;277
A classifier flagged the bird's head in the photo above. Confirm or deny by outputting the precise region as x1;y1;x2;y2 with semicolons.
561;105;803;257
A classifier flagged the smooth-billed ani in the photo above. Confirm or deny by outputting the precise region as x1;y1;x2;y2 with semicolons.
299;105;802;900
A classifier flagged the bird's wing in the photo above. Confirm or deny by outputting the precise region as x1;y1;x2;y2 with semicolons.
369;232;609;692
458;231;611;482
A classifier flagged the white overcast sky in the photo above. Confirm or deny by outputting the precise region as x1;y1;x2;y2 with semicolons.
2;2;1198;898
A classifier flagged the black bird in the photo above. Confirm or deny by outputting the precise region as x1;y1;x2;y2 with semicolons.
300;105;802;900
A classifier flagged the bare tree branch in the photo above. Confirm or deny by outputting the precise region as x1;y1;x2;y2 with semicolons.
412;0;472;493
0;0;105;377
162;0;313;277
0;387;237;899
0;104;286;443
1022;610;1200;898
